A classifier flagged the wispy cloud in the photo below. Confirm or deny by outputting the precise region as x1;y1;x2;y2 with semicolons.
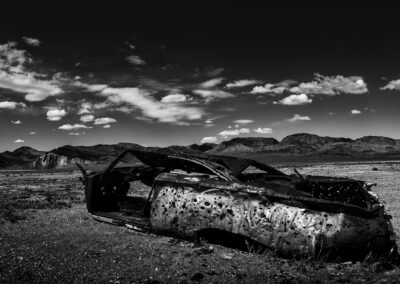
11;120;22;124
29;131;37;135
276;93;312;105
287;114;311;122
14;139;24;143
200;77;224;88
100;87;204;124
226;79;260;89
68;132;85;136
219;128;250;138
232;119;254;124
0;41;62;102
192;89;234;103
103;124;111;128
0;71;62;102
351;109;361;114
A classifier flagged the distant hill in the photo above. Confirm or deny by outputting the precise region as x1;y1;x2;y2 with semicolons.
208;137;279;154
0;147;45;168
1;133;400;169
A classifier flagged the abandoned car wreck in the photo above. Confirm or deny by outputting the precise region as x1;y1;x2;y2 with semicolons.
77;149;398;259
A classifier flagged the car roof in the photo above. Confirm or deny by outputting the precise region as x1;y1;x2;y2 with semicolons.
109;149;286;178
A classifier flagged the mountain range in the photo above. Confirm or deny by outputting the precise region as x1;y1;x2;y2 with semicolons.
1;133;400;169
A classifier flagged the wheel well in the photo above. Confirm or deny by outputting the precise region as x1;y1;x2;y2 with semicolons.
196;228;269;254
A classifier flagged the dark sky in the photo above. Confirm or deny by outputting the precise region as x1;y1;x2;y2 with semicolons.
1;1;400;151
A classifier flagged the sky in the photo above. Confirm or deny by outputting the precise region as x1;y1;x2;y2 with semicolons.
1;2;400;152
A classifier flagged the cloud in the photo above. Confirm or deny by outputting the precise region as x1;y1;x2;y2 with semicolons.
58;124;92;130
0;42;62;101
126;55;146;65
100;87;204;124
75;100;111;115
46;108;66;121
160;94;188;103
0;42;27;71
94;117;117;125
72;81;107;92
200;77;224;88
22;37;41;46
11;120;22;124
0;101;26;109
276;93;312;105
80;114;95;123
251;83;288;94
290;73;368;95
381;79;400;90
0;71;62;102
200;136;218;144
219;128;250;138
287;114;311;122
364;107;376;113
85;84;108;92
14;139;24;143
193;89;234;103
29;131;37;135
103;124;111;128
204;119;215;127
232;119;254;124
125;42;135;50
253;127;273;134
226;79;261;88
68;132;85;136
351;109;361;114
77;101;93;114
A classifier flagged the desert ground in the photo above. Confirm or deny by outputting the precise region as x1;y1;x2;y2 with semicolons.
1;161;400;283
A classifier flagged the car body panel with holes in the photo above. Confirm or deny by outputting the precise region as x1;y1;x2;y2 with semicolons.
77;149;398;259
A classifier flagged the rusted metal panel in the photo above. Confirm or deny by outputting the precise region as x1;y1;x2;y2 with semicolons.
149;181;390;258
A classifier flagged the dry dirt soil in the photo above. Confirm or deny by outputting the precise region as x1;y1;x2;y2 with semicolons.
1;162;400;283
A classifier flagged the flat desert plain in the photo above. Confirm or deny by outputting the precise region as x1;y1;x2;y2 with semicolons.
1;161;400;283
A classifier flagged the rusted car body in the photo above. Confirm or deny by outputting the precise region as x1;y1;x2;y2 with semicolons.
78;149;398;259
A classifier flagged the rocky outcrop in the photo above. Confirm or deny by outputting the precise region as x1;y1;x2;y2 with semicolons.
33;152;92;169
